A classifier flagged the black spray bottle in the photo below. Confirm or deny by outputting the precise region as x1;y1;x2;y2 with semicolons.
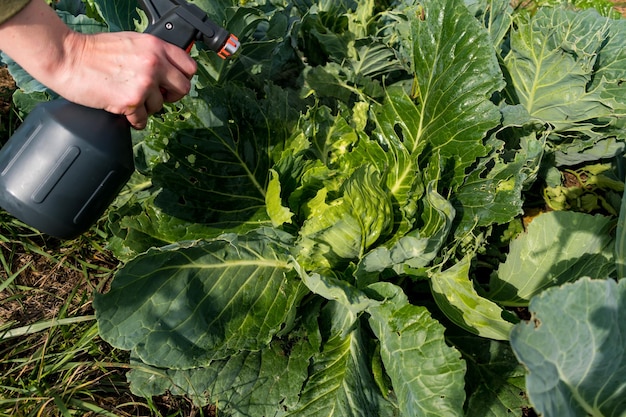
0;0;239;239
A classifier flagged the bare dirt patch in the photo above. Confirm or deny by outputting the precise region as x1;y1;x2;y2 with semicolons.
0;239;110;327
0;66;17;142
0;66;16;113
611;1;626;16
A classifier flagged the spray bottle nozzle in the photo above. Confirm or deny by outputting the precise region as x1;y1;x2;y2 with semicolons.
217;34;240;59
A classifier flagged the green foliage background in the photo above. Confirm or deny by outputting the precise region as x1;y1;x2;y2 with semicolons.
5;0;626;416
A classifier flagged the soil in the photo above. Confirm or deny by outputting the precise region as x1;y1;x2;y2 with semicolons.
0;237;107;325
0;66;15;114
0;66;17;142
613;1;626;15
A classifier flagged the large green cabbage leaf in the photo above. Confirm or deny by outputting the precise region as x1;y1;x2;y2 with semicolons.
127;333;315;416
285;302;397;417
505;8;614;134
366;282;467;417
504;6;626;165
510;278;626;417
94;228;305;368
489;211;615;306
373;0;504;191
430;256;517;341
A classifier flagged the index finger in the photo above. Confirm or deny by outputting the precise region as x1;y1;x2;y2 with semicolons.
162;41;197;79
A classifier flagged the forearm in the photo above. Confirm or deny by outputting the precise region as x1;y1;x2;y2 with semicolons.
0;0;74;93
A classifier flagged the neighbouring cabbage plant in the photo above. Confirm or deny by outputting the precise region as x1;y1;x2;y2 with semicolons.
5;0;626;415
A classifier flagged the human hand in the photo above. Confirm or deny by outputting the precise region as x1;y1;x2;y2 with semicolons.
0;0;197;129
55;30;197;129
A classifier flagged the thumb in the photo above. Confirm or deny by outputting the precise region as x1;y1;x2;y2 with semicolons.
125;106;149;130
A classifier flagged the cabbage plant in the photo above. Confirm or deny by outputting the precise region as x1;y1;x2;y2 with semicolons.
7;0;626;415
